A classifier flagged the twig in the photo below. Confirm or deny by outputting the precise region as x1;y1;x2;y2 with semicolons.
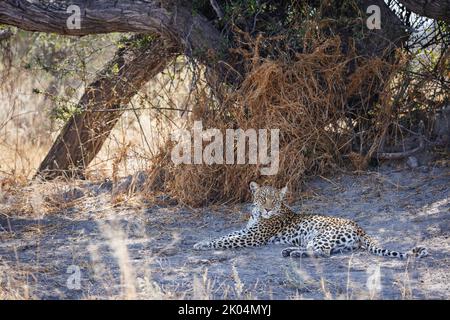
375;136;425;160
373;121;429;160
209;0;224;20
0;29;13;41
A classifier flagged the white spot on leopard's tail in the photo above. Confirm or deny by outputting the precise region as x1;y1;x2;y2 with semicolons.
193;240;213;250
408;246;428;258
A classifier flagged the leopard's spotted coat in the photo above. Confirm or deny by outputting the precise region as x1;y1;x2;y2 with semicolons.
194;182;428;259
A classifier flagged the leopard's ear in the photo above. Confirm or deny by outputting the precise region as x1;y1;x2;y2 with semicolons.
249;181;259;193
279;185;288;199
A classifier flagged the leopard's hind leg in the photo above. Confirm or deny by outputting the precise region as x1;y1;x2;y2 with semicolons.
282;232;360;258
281;237;333;258
281;246;331;258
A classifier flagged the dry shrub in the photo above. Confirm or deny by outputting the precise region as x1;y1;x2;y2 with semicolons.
146;34;402;206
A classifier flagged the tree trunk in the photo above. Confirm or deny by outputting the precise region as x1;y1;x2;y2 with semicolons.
0;0;224;60
0;0;230;180
397;0;450;21
36;35;179;179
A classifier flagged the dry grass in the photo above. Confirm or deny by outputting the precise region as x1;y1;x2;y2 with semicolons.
0;263;34;300
146;32;446;206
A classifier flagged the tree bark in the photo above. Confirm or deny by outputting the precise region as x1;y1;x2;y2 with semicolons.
0;0;226;179
0;0;224;55
397;0;450;22
36;35;179;179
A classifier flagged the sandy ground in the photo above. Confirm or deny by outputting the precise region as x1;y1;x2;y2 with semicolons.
0;164;449;299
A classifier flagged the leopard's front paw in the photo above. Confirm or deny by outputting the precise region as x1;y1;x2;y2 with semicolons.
281;248;293;257
289;250;308;258
193;240;213;251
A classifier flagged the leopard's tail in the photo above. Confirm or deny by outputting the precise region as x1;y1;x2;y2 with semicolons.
360;234;428;259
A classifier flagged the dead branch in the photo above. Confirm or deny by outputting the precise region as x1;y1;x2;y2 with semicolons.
374;137;425;160
374;121;426;160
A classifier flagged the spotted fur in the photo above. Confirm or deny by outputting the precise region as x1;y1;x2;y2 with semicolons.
193;182;428;259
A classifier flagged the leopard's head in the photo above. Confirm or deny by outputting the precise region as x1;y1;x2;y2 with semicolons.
249;181;287;219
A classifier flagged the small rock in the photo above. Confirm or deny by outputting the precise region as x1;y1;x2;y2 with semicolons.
96;179;113;193
419;166;430;173
407;156;419;169
62;187;85;202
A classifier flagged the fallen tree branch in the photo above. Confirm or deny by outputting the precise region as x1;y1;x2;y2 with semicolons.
374;136;425;160
374;121;426;160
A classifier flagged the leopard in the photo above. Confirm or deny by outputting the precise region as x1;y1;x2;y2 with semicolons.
193;181;428;259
